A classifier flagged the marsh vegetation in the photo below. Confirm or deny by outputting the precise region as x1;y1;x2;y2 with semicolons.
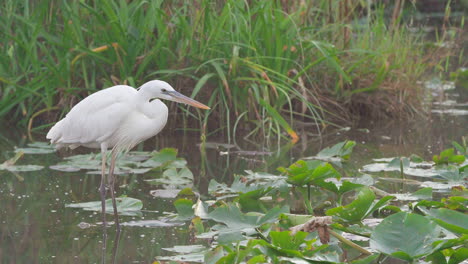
0;0;467;263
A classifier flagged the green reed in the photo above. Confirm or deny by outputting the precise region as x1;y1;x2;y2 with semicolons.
0;0;457;139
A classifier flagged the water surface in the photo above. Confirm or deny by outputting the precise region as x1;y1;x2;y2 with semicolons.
0;86;466;263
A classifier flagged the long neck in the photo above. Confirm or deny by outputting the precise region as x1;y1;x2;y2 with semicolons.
137;84;155;102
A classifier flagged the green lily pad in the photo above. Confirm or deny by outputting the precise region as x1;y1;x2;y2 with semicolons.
145;167;193;187
326;187;394;222
279;160;341;187
157;245;206;263
163;244;206;254
433;148;466;165
209;176;263;195
308;140;356;166
174;198;195;220
370;212;441;262
139;148;179;168
438;168;467;182
149;189;180;198
65;197;143;216
393;187;433;201
205;204;289;235
15;147;55;154
121;220;184;227
0;164;44;172
362;159;439;178
0;151;44;172
14;142;56;154
425;208;468;234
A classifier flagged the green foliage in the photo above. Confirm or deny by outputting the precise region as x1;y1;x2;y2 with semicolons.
279;160;341;187
369;212;442;262
0;0;446;137
156;140;468;263
316;140;356;162
65;197;143;216
326;187;394;223
433;148;466;165
425;208;468;235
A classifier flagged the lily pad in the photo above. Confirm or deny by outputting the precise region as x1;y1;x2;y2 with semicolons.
370;212;441;262
65;197;143;216
425;208;468;234
304;140;356;167
150;189;181;199
121;220;184;227
174;198;195;220
48;165;81;172
279;160;341;187
392;187;433;201
326;187;394;222
203;204;289;236
157;245;207;263
0;151;44;172
15;147;55;154
139;148;180;168
362;159;439;178
145;167;193;187
14;142;56;154
0;164;44;172
163;244;207;254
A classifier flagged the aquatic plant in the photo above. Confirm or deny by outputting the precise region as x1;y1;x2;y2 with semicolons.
0;0;462;139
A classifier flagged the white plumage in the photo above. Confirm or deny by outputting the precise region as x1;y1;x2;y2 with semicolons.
47;80;209;229
47;85;168;151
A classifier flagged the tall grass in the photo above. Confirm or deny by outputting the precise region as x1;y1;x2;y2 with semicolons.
0;0;459;140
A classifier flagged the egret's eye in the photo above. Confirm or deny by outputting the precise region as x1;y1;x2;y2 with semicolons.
161;88;167;93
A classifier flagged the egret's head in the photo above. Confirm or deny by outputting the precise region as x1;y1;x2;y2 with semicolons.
139;80;210;110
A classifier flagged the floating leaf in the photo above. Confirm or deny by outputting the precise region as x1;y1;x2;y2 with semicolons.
65;197;143;216
139;148;179;168
370;212;441;261
326;187;394;222
205;204;289;234
0;152;44;172
1;164;44;172
304;140;356;167
146;167;193;187
121;220;184;227
387;157;410;169
150;189;180;199
174;198;194;220
157;245;207;263
393;187;433;201
362;159;439;178
15;147;55;154
425;208;468;234
14;142;56;154
438;168;467;182
48;165;81;172
270;231;309;251
162;244;206;253
351;254;379;264
433;148;466;165
316;140;356;161
280;160;341;187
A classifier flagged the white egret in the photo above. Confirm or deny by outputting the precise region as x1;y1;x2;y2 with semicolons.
46;80;209;229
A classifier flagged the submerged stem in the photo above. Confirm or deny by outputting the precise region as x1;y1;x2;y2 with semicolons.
329;229;372;256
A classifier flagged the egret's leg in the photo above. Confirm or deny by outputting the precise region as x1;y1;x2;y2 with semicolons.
99;145;108;227
108;149;120;229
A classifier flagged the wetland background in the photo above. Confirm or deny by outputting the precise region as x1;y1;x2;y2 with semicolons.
0;0;467;263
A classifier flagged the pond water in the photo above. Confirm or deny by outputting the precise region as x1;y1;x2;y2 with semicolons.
0;85;466;263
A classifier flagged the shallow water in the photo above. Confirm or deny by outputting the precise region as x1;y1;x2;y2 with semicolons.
0;87;466;263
